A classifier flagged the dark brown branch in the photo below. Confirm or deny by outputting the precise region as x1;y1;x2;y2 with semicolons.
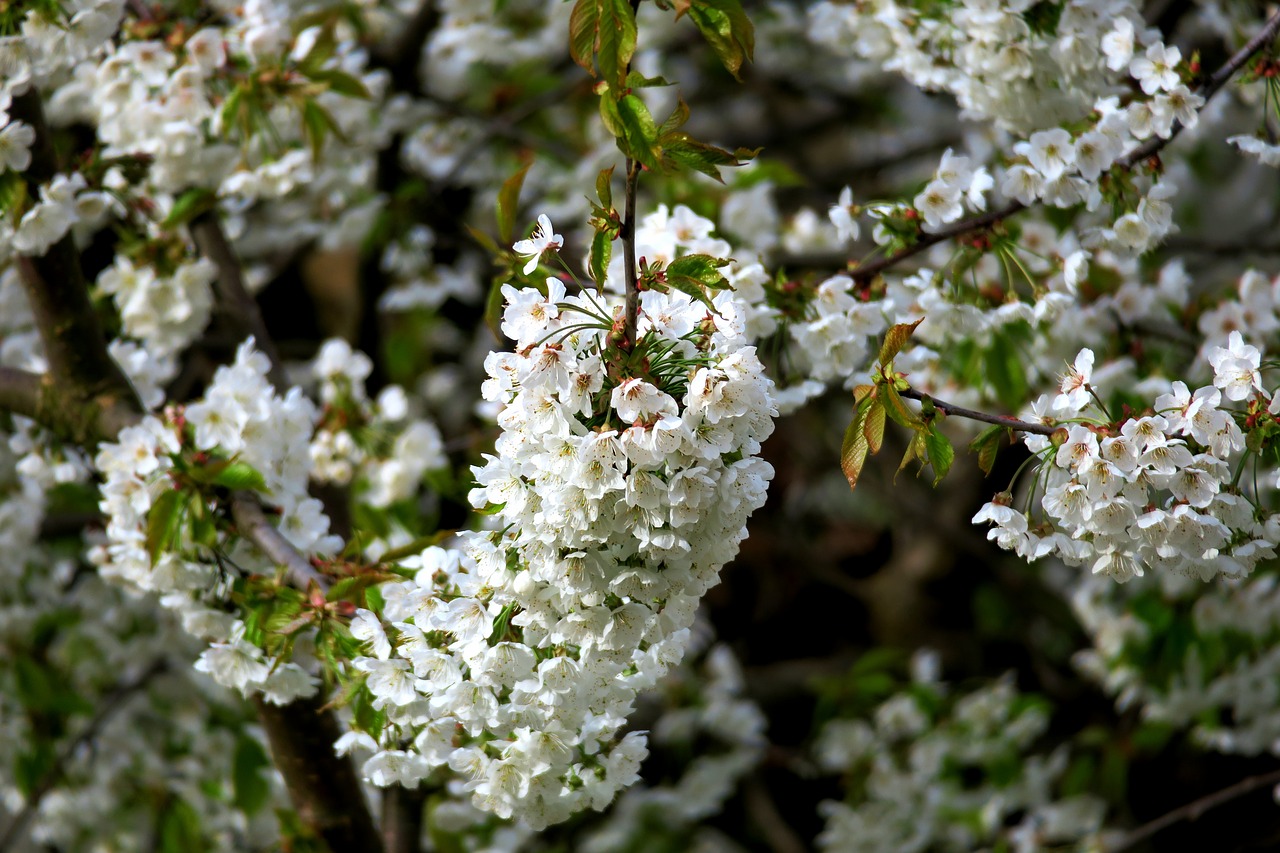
621;160;641;349
899;387;1057;436
381;786;426;853
849;8;1280;284
0;659;167;853
1109;767;1280;852
253;694;384;853
189;211;288;390
744;775;807;853
10;92;137;399
0;366;139;445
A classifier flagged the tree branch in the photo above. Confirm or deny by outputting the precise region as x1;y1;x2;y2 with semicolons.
253;694;384;853
1109;766;1280;852
381;786;426;853
230;495;330;591
621;159;642;349
189;211;288;391
848;8;1280;283
899;387;1057;436
0;659;167;853
9;91;138;401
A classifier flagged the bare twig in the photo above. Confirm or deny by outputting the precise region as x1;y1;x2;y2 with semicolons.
1109;767;1280;852
230;495;330;591
848;8;1280;283
899;387;1057;436
0;659;168;853
621;159;641;349
9;92;137;399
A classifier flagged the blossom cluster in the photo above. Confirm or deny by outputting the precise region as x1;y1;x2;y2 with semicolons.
340;217;777;826
974;337;1279;582
92;340;329;701
815;653;1114;852
308;338;447;509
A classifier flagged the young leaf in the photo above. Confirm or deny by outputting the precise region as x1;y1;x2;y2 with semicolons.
590;229;613;287
880;383;922;430
570;0;638;88
497;162;532;246
146;488;189;566
923;424;955;485
863;399;886;454
878;318;923;367
839;402;870;489
685;0;755;81
596;165;614;209
984;334;1029;411
615;93;661;169
300;99;341;161
969;424;1006;476
307;68;371;99
162;187;217;229
211;461;268;492
667;253;731;289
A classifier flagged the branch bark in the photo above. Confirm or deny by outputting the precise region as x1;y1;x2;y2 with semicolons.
899;387;1058;436
10;91;138;401
848;8;1280;283
621;159;641;349
254;694;384;853
380;786;427;853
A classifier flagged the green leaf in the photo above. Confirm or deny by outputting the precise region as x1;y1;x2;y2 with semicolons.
596;165;614;209
923;425;954;485
160;798;207;853
863;399;886;454
590;229;613;288
146;488;190;566
300;99;341;161
984;333;1029;411
660;97;691;135
880;383;921;430
667;253;731;289
306;68;371;99
969;424;1005;476
211;461;268;492
878;319;923;366
685;0;755;81
218;85;248;139
570;0;638;88
162;188;217;229
841;400;872;490
296;24;337;73
497;162;532;246
484;277;506;341
897;432;928;481
614;93;661;170
569;0;601;75
0;170;28;219
232;736;271;816
661;134;748;182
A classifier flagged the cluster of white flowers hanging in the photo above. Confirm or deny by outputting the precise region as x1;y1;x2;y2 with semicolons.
341;221;777;826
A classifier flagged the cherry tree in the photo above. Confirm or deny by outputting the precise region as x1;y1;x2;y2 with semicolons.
3;0;1280;850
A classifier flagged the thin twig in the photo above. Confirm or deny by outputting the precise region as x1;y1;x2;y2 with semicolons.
899;387;1057;435
743;775;807;853
1109;767;1280;852
849;8;1280;283
230;495;330;591
621;159;641;349
0;659;168;853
